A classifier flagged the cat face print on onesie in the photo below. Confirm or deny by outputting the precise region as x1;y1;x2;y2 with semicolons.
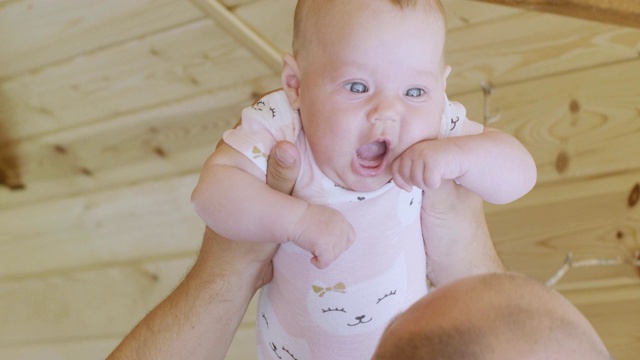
257;254;409;359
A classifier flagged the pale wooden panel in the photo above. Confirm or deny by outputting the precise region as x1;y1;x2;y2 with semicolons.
472;0;640;30
228;326;258;360
446;10;640;95
443;0;523;30
0;19;273;141
229;294;260;359
0;175;203;279
232;0;295;54
0;338;120;360
482;59;640;184
0;266;259;358
220;0;261;7
561;283;640;359
486;169;640;283
0;76;281;210
0;258;194;345
0;0;204;80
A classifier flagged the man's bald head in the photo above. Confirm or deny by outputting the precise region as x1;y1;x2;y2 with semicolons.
373;272;611;359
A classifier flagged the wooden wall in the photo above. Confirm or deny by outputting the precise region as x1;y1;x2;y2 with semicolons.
0;0;638;359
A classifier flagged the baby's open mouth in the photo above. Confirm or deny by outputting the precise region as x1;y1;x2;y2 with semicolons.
356;140;388;168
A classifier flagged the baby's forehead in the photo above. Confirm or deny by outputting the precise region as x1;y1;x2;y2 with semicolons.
293;0;446;54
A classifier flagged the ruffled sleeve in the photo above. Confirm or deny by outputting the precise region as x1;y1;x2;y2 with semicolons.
223;90;301;174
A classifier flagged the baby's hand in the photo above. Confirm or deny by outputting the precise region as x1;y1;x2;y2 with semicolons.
289;204;356;269
392;139;467;192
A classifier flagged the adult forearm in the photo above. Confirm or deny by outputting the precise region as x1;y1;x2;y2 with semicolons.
107;228;269;360
421;181;506;287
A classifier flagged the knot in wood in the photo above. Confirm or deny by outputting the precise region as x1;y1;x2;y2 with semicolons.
629;183;640;208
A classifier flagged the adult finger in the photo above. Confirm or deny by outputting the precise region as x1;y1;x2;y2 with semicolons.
266;141;301;194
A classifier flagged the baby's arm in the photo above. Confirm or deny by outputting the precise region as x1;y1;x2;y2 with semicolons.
393;121;536;204
191;143;355;268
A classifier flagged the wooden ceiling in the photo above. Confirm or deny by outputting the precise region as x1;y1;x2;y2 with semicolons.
477;0;640;29
0;0;639;359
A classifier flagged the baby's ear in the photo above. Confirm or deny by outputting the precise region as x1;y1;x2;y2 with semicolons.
442;64;452;91
281;53;302;109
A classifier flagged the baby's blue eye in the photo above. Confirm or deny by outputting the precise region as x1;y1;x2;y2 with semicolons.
405;88;425;97
347;82;368;93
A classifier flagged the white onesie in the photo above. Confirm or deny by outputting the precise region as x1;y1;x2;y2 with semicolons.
223;90;466;359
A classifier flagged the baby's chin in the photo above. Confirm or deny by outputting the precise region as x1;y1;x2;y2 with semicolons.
340;175;393;193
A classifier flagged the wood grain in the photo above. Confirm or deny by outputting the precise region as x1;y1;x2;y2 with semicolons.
446;11;640;94
0;258;195;345
0;19;272;142
0;175;203;279
0;78;281;210
472;0;640;29
0;0;204;80
562;282;640;358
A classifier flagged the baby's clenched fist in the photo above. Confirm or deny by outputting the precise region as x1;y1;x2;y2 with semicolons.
289;204;356;269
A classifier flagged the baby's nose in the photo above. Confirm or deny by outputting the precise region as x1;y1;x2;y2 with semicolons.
369;96;401;123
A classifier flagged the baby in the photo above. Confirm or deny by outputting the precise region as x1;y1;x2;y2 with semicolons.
192;0;537;358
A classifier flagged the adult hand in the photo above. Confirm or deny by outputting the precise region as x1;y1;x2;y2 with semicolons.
237;140;303;289
421;179;505;287
107;140;301;360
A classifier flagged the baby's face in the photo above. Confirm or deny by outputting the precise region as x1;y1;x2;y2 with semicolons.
292;0;449;192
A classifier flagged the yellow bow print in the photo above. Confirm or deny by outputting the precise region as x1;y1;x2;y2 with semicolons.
312;282;347;297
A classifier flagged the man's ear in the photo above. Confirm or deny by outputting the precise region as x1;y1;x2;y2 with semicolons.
442;64;451;91
281;53;302;109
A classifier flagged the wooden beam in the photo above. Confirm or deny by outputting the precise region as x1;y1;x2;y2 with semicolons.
471;0;640;29
190;0;282;73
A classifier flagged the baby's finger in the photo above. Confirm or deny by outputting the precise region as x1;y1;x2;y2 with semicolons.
310;254;330;269
392;158;414;192
392;171;413;192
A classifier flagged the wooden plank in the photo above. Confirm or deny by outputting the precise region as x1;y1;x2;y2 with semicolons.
471;0;640;30
0;267;260;359
0;0;204;80
0;19;272;142
443;0;523;30
190;0;282;73
228;326;258;360
0;174;204;279
446;10;640;95
0;77;281;210
478;59;640;184
231;0;295;54
220;0;260;7
0;338;120;360
486;168;640;283
0;258;195;345
561;283;640;359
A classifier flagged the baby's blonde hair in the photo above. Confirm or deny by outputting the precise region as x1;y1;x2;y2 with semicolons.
292;0;445;55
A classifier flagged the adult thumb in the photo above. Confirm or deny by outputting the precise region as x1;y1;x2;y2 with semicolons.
266;141;301;194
